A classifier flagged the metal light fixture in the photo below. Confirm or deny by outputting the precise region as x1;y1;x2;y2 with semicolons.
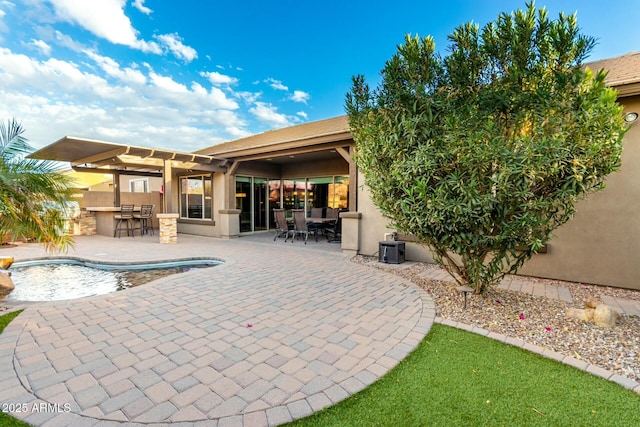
623;112;638;123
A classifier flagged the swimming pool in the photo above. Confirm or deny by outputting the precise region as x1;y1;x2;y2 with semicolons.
6;258;221;302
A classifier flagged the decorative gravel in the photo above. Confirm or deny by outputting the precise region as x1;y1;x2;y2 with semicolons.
354;256;640;383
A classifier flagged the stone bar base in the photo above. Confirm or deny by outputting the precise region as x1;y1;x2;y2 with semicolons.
78;210;97;235
157;213;179;244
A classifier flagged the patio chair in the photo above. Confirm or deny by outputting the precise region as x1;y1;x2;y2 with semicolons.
310;207;324;218
273;209;293;242
134;204;155;236
324;208;345;243
113;204;135;238
322;207;339;238
291;209;309;244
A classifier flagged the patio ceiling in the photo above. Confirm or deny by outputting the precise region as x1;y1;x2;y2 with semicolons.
29;136;229;174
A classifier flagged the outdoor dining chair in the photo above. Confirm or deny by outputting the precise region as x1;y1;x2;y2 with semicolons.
273;209;293;242
324;208;344;243
113;204;135;238
291;209;310;244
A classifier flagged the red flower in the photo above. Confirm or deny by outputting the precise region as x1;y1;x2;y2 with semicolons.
545;327;552;332
247;323;253;328
518;313;525;320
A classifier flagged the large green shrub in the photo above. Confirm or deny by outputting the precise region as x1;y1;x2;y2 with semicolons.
346;3;627;294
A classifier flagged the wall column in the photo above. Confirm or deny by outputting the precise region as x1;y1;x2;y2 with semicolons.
340;211;362;256
218;209;241;239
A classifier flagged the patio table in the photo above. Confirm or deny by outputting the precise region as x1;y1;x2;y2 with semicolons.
305;217;336;242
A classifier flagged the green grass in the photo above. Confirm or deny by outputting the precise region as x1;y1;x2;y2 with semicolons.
288;324;640;427
0;309;22;333
0;310;31;427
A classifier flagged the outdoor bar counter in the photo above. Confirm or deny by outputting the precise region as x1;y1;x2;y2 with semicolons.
84;206;132;237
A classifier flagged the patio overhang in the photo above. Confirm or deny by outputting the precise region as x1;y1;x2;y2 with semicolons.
29;136;229;174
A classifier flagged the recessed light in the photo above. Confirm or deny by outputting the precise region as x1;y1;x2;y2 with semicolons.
289;155;295;158
624;112;638;123
266;158;272;161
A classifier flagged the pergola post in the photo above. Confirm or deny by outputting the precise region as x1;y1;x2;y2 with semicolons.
163;160;173;213
112;170;120;207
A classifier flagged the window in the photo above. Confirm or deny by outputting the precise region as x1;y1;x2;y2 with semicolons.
129;178;149;193
180;175;212;219
306;176;349;209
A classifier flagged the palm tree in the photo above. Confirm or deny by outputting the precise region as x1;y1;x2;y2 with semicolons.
0;118;74;251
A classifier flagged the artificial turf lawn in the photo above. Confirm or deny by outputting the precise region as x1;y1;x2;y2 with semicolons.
0;310;31;427
288;323;640;427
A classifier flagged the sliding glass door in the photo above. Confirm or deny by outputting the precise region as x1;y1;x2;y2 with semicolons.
236;176;272;233
236;175;349;233
236;177;252;233
253;178;267;231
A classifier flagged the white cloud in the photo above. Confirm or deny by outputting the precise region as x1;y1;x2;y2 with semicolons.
225;126;252;138
234;90;262;104
28;39;52;56
54;30;85;52
131;0;152;15
149;71;189;93
46;0;161;53
84;49;146;85
296;111;308;119
0;8;7;36
49;0;135;45
249;102;291;127
0;47;247;151
155;33;197;63
200;71;238;86
290;90;310;104
264;77;288;91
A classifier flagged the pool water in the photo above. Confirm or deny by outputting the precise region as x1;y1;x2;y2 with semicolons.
7;260;218;302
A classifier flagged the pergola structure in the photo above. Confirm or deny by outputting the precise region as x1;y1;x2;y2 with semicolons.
29;136;229;213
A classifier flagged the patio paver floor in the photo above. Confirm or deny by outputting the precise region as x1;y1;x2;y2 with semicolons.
0;234;435;426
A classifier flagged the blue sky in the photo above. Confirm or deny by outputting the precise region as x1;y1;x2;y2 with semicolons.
1;1;639;151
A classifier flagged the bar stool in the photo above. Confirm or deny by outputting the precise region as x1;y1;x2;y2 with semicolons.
134;204;155;236
113;204;135;237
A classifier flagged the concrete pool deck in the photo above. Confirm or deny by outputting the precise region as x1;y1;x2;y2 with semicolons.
0;234;435;426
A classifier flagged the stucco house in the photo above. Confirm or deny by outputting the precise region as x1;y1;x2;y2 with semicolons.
31;52;640;290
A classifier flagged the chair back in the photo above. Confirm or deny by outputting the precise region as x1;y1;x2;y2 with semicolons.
120;204;134;218
325;207;338;219
292;209;306;231
140;204;154;218
310;207;323;218
274;209;287;231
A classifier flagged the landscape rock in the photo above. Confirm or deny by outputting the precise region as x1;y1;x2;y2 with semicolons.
0;271;14;299
566;307;594;322
0;257;13;269
584;296;600;309
593;304;621;327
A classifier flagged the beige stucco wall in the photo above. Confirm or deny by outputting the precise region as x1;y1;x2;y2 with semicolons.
118;175;163;192
517;95;640;289
282;158;348;178
77;190;162;212
355;96;640;290
356;173;436;263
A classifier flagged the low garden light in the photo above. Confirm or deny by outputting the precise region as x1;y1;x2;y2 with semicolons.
624;112;638;123
457;285;474;309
